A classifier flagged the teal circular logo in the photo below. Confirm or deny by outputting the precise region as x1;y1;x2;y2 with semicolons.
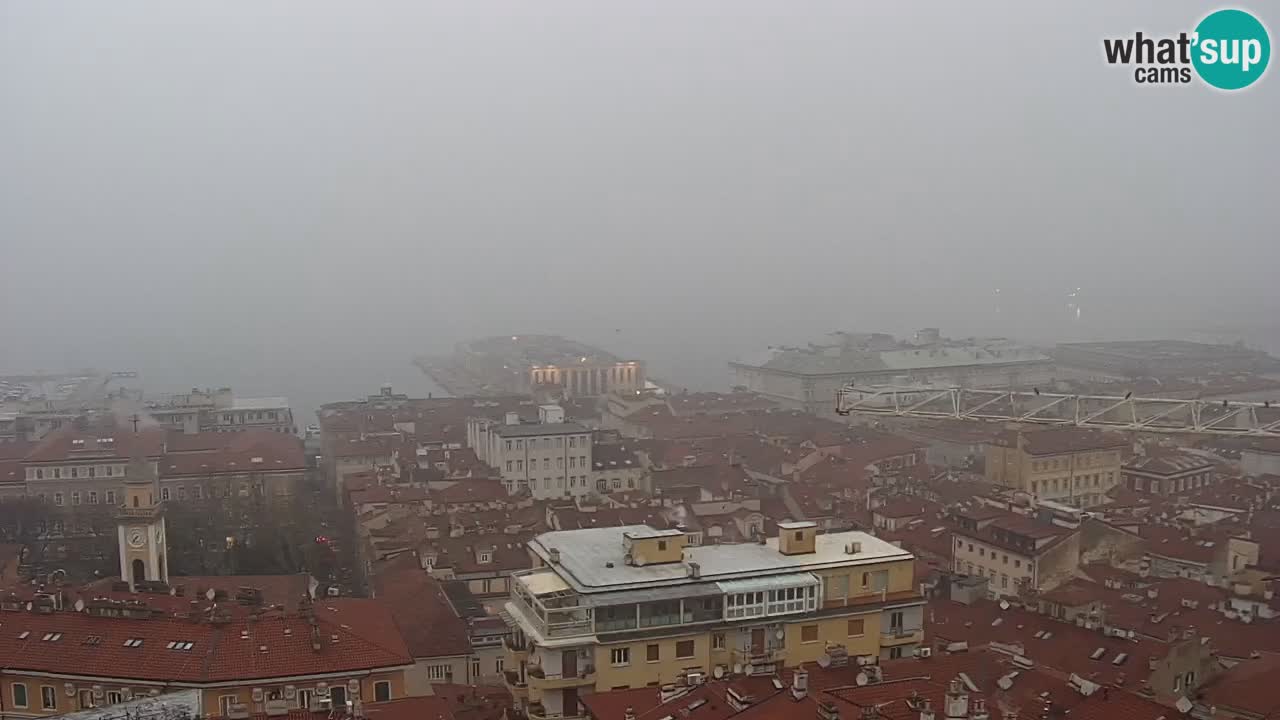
1192;9;1271;90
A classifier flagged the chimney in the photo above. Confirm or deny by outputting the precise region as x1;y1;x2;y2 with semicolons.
687;562;701;579
792;669;809;700
505;412;520;426
920;700;936;720
817;700;842;720
624;707;636;720
969;698;989;720
945;679;969;719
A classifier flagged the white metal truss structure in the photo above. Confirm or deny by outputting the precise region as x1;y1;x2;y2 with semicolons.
835;385;1280;438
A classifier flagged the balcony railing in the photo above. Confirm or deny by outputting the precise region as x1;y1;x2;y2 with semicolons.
732;647;785;667
880;627;923;644
526;664;596;689
503;669;527;689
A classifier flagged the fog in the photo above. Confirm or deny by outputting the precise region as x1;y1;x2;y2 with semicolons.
2;1;1277;421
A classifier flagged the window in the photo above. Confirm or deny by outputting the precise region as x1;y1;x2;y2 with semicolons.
725;591;766;619
1001;574;1009;589
13;683;28;708
801;625;819;643
374;681;391;702
890;611;904;630
495;658;504;674
106;490;116;505
967;543;973;552
610;647;630;666
848;618;865;636
569;437;577;448
505;440;512;451
470;657;481;679
479;552;491;563
41;685;57;710
889;646;904;659
506;461;513;472
712;633;726;650
1174;675;1182;692
1014;559;1021;569
1002;554;1008;565
557;457;564;469
427;664;450;681
516;460;523;471
657;540;667;551
219;696;238;716
161;487;170;501
647;644;660;662
72;492;80;505
516;440;523;449
676;640;695;659
1185;671;1196;688
88;491;98;504
979;548;985;558
107;691;124;705
193;486;202;500
569;457;576;469
178;486;186;500
54;493;64;506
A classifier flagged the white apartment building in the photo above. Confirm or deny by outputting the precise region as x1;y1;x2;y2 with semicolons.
470;406;594;499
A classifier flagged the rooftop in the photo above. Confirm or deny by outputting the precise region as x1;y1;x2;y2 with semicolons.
229;396;291;411
491;421;587;438
528;525;910;592
733;334;1049;377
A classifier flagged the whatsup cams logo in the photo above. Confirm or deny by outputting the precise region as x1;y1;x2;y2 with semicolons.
1103;8;1270;89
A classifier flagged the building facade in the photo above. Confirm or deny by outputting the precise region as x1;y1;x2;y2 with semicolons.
501;523;923;720
730;331;1054;416
144;388;296;435
470;407;595;499
985;430;1127;508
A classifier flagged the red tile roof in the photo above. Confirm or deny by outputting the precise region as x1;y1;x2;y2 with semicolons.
373;553;471;659
0;600;411;683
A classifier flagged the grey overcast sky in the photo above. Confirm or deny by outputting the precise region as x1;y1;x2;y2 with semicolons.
2;2;1277;416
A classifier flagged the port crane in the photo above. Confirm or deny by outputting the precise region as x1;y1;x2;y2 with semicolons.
834;385;1280;438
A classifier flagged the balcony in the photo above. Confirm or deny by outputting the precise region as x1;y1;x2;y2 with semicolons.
526;665;597;691
525;702;588;720
880;627;923;646
732;647;785;673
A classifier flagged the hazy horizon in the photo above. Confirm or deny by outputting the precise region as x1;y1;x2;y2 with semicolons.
3;1;1277;424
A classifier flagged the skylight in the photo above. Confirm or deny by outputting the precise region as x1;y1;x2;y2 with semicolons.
1090;648;1106;660
1112;653;1129;665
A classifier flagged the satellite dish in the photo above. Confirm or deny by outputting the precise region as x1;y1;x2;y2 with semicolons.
713;666;725;680
732;663;743;675
817;654;832;668
744;664;755;676
73;599;85;612
999;599;1011;610
775;629;785;640
1175;697;1194;714
856;672;868;686
206;588;216;601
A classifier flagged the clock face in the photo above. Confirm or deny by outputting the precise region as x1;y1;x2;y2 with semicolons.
127;529;146;548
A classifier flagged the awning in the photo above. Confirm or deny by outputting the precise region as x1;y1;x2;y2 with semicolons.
521;570;571;596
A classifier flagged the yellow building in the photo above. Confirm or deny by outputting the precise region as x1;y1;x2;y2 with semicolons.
501;522;923;720
985;429;1127;508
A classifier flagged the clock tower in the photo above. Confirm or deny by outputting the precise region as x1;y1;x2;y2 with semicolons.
117;451;168;591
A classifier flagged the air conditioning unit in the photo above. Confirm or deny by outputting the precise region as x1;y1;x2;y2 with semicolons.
228;704;251;720
264;700;290;717
347;679;360;695
916;647;933;658
283;685;297;700
65;684;76;697
687;671;706;685
316;684;330;697
92;687;104;700
252;688;264;702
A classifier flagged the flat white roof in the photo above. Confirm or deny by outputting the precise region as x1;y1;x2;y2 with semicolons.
231;396;290;411
531;525;910;593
